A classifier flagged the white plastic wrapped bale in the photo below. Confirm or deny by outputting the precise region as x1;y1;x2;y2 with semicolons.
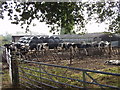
105;60;120;65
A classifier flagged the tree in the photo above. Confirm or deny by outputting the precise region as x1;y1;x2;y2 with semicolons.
85;1;120;33
0;1;120;34
0;34;12;46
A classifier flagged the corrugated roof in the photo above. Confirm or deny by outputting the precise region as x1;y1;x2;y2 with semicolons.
53;33;103;39
12;33;120;39
12;35;49;37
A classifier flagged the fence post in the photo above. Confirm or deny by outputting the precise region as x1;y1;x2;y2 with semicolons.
83;71;87;89
109;43;112;58
69;47;73;65
11;51;19;88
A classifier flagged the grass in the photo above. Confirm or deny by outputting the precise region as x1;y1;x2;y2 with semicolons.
85;66;120;88
1;62;120;89
19;63;120;89
98;66;120;87
1;69;12;89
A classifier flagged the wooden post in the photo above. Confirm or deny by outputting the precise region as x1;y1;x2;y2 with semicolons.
109;44;112;59
11;52;19;88
82;71;86;89
69;47;73;65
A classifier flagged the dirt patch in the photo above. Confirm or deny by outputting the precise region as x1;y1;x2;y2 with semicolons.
70;58;119;70
43;57;120;72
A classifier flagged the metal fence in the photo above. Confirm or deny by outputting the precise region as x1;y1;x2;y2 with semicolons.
17;59;120;89
7;47;120;89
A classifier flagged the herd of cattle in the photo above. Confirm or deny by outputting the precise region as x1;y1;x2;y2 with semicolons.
4;36;111;53
3;36;120;65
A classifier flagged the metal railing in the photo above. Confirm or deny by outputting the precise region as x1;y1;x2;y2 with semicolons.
18;60;120;89
4;47;120;89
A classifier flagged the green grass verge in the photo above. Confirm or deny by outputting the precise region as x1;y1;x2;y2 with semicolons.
2;69;12;89
19;63;120;89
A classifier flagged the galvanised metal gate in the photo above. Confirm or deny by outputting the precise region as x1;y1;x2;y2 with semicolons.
16;59;120;89
6;48;120;89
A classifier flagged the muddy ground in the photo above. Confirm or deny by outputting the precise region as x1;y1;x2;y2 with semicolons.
42;56;120;71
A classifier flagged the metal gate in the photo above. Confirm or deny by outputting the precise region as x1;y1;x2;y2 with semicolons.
8;48;120;89
18;60;120;89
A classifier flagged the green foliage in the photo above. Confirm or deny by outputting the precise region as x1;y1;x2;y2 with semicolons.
2;69;12;88
78;32;86;35
2;2;86;34
85;1;120;33
0;34;12;46
1;1;120;34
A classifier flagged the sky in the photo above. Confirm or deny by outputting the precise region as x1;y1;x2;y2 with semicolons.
0;18;52;35
0;0;111;36
0;18;109;35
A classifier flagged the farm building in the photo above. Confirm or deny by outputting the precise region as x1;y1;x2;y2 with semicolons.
99;34;120;42
54;33;120;43
12;35;24;42
12;33;120;46
12;35;49;42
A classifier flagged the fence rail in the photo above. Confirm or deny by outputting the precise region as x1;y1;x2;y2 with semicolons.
22;60;120;76
4;47;120;89
18;59;120;89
